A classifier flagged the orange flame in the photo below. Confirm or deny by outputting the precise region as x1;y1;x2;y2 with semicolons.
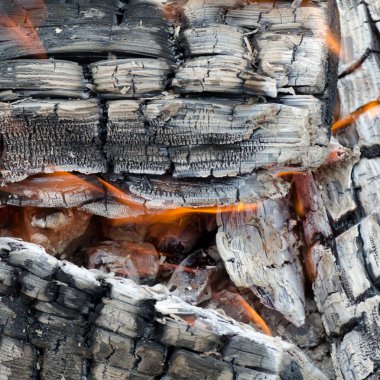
106;202;258;226
236;294;272;336
3;172;259;224
323;28;341;59
332;100;380;133
0;0;47;58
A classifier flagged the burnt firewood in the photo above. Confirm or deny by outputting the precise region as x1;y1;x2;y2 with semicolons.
0;172;290;218
302;1;380;377
216;199;306;326
0;237;329;380
0;0;336;206
293;172;332;246
314;143;359;223
3;1;379;379
0;0;175;61
0;100;106;182
0;59;87;100
90;59;173;99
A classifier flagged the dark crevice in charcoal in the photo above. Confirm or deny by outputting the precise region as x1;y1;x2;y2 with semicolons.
98;99;110;171
330;210;361;237
323;0;341;140
82;64;95;97
361;144;380;159
351;159;366;221
35;348;44;380
116;0;127;26
338;48;374;79
161;346;175;378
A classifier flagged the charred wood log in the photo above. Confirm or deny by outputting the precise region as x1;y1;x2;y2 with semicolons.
2;1;379;379
0;237;328;380
0;0;337;207
0;172;290;218
305;0;380;377
216;199;306;326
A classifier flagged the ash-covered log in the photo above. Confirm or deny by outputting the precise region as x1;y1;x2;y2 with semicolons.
0;0;337;200
0;238;329;379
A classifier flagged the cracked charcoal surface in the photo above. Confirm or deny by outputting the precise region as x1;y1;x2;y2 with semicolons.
0;0;336;211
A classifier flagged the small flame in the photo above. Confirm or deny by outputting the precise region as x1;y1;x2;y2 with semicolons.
0;0;47;58
322;28;341;59
332;100;380;133
107;202;258;226
236;294;272;336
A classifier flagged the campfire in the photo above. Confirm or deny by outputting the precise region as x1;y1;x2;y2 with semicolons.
0;0;379;379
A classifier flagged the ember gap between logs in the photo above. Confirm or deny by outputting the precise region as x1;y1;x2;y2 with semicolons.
0;0;379;379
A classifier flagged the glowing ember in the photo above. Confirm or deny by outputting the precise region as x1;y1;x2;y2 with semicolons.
2;171;103;197
0;0;47;58
275;170;307;178
332;100;380;133
305;245;317;282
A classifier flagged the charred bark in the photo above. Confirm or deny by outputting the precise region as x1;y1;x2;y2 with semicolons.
1;0;379;379
0;238;328;380
0;0;336;200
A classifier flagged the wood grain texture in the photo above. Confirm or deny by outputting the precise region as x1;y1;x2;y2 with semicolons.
216;199;306;326
0;237;328;380
308;0;380;377
0;0;337;209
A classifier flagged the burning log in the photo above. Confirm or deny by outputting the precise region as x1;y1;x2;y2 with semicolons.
216;199;306;327
299;0;380;376
0;172;290;218
0;238;328;379
0;0;336;197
